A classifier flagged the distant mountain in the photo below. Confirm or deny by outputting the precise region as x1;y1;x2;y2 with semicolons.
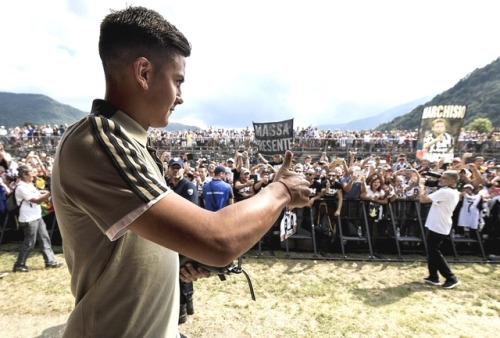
164;123;201;131
377;57;500;131
0;92;200;131
0;92;87;128
317;97;431;131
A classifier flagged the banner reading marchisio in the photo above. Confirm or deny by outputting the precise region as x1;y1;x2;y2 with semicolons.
253;119;294;155
416;105;467;163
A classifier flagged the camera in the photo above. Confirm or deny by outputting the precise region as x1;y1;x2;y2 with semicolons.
424;179;439;188
421;171;441;188
421;171;442;179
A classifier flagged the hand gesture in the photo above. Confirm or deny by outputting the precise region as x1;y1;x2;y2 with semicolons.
273;150;310;208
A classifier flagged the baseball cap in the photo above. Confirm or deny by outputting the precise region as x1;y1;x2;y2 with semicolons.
452;157;461;162
214;166;226;174
463;184;474;189
168;157;184;168
241;168;250;174
227;158;235;163
460;168;472;178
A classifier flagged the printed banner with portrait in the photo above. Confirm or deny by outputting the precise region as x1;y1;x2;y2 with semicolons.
253;118;294;155
416;105;467;163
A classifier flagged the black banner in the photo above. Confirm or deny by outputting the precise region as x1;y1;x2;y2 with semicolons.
416;105;467;163
253;118;294;155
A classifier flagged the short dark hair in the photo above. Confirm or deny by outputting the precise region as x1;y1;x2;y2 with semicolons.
17;165;32;177
99;6;191;78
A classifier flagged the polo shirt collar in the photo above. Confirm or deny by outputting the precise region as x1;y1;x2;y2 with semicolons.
91;99;148;146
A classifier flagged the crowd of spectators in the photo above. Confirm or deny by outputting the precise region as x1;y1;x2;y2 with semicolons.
1;123;500;255
2;124;500;158
150;146;500;253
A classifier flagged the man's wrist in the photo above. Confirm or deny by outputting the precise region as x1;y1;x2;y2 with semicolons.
275;181;292;204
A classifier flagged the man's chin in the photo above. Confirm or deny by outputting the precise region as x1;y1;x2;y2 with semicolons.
151;120;169;129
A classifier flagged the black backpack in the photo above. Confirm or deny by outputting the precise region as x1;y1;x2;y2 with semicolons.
490;199;500;221
6;185;22;219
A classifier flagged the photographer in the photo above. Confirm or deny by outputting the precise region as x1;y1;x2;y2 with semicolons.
418;169;461;289
393;168;420;200
341;166;366;200
323;170;343;217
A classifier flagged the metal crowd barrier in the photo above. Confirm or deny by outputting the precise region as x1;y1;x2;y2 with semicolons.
4;135;499;160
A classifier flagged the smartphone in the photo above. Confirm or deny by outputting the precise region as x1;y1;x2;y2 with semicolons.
353;170;364;181
334;159;343;166
250;174;258;181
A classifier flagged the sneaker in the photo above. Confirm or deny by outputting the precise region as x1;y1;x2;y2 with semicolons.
45;262;64;269
423;277;440;286
13;265;29;273
186;299;194;315
442;279;461;289
178;304;187;325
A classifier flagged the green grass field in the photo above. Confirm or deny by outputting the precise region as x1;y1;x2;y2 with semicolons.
1;246;499;338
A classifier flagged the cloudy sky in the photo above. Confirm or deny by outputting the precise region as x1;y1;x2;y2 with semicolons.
1;0;500;129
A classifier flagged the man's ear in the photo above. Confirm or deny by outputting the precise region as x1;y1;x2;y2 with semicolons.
134;57;152;90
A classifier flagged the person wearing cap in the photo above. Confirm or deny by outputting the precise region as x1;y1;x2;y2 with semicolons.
225;155;241;184
253;167;273;194
165;157;199;325
473;156;487;174
202;166;233;211
293;163;304;174
392;153;411;172
323;169;343;217
457;168;473;192
51;7;310;337
457;164;483;192
233;168;255;202
258;153;284;171
450;157;462;170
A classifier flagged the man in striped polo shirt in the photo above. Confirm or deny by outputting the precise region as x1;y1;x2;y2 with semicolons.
51;6;310;338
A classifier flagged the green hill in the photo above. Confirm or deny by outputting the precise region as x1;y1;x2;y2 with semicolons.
0;92;87;128
4;54;500;133
0;92;88;128
377;57;500;131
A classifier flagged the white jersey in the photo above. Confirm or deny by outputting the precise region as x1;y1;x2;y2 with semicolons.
457;194;482;230
423;132;454;162
280;210;297;241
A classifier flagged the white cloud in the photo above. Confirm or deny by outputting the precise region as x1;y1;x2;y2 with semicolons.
1;0;500;129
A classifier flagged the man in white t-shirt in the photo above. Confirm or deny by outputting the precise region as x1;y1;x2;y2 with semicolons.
418;170;461;289
13;165;63;272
